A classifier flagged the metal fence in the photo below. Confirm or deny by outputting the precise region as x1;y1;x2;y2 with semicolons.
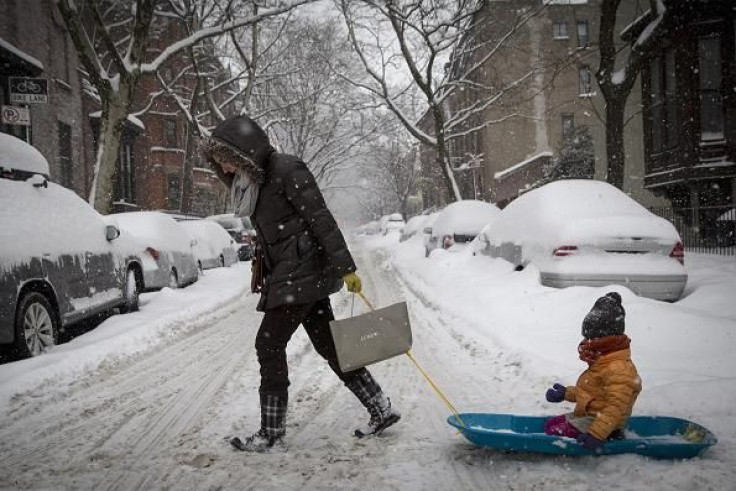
649;204;736;256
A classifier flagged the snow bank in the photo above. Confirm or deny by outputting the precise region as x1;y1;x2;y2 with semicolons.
0;132;49;175
0;264;251;411
362;233;736;461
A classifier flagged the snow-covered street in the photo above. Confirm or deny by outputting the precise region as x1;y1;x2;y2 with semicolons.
1;236;735;490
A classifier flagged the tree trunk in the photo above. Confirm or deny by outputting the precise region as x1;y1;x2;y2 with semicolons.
432;106;462;202
605;101;626;190
180;125;198;215
90;98;129;214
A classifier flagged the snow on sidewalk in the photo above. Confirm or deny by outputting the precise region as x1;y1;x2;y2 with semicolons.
0;263;251;411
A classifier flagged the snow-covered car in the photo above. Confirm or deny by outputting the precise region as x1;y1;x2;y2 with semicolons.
421;212;440;253
206;213;256;261
424;201;501;257
111;211;199;290
179;220;238;270
356;220;381;236
382;213;406;235
0;134;144;359
485;180;688;301
400;215;429;242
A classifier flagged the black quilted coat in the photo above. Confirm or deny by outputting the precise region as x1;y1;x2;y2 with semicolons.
204;116;356;311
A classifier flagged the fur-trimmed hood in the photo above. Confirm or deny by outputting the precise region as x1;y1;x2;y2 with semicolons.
201;115;273;186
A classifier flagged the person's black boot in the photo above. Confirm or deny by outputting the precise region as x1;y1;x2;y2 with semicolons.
346;371;401;438
230;393;287;452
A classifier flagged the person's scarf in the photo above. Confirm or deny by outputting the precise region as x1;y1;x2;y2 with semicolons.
578;335;630;365
230;167;260;218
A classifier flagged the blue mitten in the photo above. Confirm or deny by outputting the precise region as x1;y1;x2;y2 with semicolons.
545;383;566;403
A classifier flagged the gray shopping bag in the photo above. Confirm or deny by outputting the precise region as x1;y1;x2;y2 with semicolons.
330;301;413;372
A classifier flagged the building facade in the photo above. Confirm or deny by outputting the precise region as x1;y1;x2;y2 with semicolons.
434;0;665;209
634;0;735;247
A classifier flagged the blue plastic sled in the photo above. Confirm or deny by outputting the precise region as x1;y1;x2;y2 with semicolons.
447;413;717;459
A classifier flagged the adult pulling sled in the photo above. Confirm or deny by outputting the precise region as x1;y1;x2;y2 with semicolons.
447;413;717;459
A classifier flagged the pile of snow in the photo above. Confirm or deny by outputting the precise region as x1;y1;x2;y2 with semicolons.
431;200;501;238
0;264;251;411
361;232;736;463
112;212;193;254
0;132;49;175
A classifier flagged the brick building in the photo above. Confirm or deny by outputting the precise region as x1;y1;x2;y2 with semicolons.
0;0;229;217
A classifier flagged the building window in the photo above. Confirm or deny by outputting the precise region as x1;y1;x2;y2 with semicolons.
58;122;73;188
578;66;592;95
698;36;724;141
164;119;177;146
648;50;678;153
553;22;569;40
577;21;589;47
168;174;181;209
118;141;135;203
562;114;575;140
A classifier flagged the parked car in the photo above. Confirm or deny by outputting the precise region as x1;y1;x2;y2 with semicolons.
355;220;381;236
400;215;430;242
207;213;256;260
382;213;406;235
424;201;501;257
484;180;688;301
111;211;199;290
0;134;144;359
179;220;238;270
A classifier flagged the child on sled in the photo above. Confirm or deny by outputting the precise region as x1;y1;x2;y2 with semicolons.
544;292;642;451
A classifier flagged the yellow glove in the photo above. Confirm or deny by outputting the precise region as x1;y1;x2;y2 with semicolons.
343;272;362;293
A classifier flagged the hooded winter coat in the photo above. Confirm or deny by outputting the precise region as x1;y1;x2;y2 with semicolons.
564;348;642;440
203;116;356;311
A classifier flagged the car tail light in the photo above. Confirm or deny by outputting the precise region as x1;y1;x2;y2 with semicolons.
553;245;578;257
146;247;159;261
442;234;454;249
670;241;684;265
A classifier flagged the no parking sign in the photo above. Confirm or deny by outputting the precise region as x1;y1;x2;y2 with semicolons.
1;105;30;126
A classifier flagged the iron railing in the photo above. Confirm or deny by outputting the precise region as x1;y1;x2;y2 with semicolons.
649;204;736;256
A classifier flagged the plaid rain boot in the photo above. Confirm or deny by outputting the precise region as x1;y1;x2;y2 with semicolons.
230;393;287;452
347;371;401;438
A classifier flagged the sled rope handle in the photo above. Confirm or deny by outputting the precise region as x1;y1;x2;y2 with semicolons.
355;292;466;428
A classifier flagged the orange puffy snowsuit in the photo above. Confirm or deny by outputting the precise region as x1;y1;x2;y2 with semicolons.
564;348;642;440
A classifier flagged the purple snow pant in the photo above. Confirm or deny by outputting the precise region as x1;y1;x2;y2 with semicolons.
544;415;582;438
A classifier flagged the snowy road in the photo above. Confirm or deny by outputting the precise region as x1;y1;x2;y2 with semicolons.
0;241;734;490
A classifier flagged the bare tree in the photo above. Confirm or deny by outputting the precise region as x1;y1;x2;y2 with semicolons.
336;0;554;203
596;0;668;189
55;0;313;214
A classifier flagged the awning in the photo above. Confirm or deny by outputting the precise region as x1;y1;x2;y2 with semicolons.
0;37;44;76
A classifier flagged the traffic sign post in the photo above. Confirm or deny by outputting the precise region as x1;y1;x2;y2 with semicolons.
9;77;48;104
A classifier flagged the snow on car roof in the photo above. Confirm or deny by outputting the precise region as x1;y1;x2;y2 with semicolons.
0;179;110;267
432;200;501;237
180;220;233;259
488;180;680;248
389;213;404;221
112;211;193;254
0;132;49;176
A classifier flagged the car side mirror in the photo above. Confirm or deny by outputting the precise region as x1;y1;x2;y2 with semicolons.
105;225;120;241
423;227;432;235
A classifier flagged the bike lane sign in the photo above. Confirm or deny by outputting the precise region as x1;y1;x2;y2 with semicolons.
9;77;48;104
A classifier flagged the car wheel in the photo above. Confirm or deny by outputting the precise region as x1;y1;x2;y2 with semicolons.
12;292;58;359
168;270;179;289
515;264;525;272
121;269;139;313
219;255;225;268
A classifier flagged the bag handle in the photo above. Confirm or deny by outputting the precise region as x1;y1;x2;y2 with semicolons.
354;292;466;428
